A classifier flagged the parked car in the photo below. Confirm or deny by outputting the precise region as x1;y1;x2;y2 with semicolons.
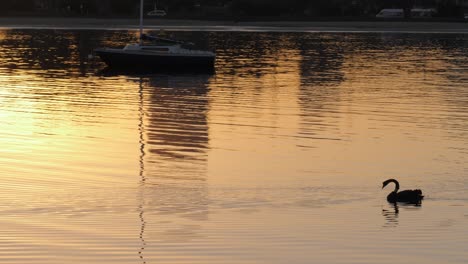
376;8;435;18
376;9;404;18
410;8;436;17
148;9;166;17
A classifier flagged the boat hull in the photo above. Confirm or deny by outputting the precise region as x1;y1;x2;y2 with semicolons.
95;48;215;71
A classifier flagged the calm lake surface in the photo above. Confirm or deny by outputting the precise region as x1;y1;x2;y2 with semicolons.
1;29;468;263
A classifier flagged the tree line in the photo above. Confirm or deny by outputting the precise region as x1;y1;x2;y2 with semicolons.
2;0;466;18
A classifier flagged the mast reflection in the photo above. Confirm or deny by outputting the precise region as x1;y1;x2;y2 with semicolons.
138;78;147;264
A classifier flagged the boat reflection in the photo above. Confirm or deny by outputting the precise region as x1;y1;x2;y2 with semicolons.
132;72;213;262
97;62;216;76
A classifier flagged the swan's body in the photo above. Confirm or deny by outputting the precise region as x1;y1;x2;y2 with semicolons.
382;179;423;204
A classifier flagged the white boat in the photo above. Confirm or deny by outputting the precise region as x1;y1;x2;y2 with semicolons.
94;0;215;71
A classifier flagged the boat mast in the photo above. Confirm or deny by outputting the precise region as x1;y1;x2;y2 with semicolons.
139;0;144;45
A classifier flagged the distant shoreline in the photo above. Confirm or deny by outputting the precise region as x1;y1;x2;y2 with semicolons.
0;17;467;33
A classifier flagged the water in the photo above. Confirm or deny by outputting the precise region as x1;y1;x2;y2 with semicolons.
1;29;468;263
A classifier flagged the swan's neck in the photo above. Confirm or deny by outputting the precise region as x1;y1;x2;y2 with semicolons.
390;179;400;192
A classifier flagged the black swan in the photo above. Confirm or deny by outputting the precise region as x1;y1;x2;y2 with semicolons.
382;179;423;204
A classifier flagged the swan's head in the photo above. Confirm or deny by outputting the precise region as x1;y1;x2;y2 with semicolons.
382;180;388;189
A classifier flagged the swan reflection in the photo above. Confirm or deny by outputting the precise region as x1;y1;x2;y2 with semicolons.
382;202;422;228
382;203;399;228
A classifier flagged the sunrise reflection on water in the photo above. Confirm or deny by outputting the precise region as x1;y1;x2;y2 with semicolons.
0;29;468;263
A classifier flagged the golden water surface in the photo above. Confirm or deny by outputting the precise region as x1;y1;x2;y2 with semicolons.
0;29;468;263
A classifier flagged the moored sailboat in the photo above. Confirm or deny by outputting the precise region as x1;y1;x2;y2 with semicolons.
94;0;215;70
